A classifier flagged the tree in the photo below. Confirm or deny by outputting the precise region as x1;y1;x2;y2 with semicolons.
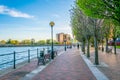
70;4;93;56
70;5;87;54
6;39;11;44
53;40;59;44
10;40;19;45
77;0;105;65
99;27;105;52
102;0;120;24
102;19;112;52
46;39;51;44
31;38;35;45
0;40;6;45
77;0;120;25
21;39;31;45
111;22;120;54
37;40;46;45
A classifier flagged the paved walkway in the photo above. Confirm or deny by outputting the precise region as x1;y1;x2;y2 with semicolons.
0;48;96;80
90;47;120;80
32;48;96;80
0;59;38;80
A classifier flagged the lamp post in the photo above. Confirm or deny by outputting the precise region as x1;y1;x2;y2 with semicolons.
49;21;55;59
64;39;67;51
64;35;67;51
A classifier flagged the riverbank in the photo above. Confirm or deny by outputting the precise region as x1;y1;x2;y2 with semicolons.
0;48;97;80
0;44;64;47
0;48;64;79
0;46;64;70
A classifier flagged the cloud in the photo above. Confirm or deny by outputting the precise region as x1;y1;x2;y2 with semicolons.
0;5;34;18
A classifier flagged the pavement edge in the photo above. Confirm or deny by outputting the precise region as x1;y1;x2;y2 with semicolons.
79;51;109;80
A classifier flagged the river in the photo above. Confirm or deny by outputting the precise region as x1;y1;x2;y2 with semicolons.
0;46;64;70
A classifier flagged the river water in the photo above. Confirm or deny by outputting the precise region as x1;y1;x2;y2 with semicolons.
0;46;64;70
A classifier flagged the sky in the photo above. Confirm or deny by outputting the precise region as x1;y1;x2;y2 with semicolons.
0;0;74;41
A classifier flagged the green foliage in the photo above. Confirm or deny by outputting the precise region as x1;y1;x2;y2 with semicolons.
21;39;31;45
77;0;120;24
0;40;6;44
46;39;51;44
77;0;105;19
53;40;59;44
70;5;87;42
102;19;112;38
6;39;11;44
116;26;120;37
37;40;46;45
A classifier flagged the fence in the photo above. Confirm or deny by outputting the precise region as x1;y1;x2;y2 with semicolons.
0;47;64;70
0;48;41;69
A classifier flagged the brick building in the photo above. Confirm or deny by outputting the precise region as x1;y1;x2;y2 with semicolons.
56;33;71;44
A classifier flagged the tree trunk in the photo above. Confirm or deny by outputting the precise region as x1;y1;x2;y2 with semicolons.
105;38;108;52
114;44;116;54
94;20;99;65
94;36;99;65
113;38;116;54
87;39;90;58
101;39;104;52
82;41;85;54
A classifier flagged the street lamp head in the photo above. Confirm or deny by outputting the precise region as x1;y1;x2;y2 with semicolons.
49;21;55;27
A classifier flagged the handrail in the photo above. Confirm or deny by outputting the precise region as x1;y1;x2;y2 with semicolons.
0;47;62;70
0;48;43;69
0;52;13;56
0;60;13;66
15;50;28;54
30;49;37;51
16;56;28;61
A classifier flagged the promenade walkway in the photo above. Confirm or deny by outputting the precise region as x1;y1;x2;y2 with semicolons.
90;47;120;80
0;59;38;80
32;48;96;80
0;48;96;80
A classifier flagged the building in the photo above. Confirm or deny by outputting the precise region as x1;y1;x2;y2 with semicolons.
56;33;71;44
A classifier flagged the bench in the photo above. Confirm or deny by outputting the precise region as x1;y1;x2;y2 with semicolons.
37;49;57;65
107;48;112;53
37;51;46;65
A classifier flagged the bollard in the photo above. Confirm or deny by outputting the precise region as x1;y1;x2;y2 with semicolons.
13;51;16;69
37;48;39;58
28;49;30;63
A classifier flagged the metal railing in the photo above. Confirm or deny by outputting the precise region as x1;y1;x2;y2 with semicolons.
0;47;64;70
0;48;41;69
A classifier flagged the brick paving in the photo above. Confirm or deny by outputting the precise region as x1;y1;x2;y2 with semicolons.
32;48;96;80
0;48;96;80
89;47;120;80
0;59;38;80
0;49;63;80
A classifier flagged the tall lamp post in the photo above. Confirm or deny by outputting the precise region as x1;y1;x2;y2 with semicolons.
64;39;67;51
49;21;55;59
64;35;67;51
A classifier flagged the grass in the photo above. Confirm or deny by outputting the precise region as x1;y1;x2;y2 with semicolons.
116;46;120;49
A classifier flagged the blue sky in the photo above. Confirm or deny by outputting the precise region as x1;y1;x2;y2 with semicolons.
0;0;74;41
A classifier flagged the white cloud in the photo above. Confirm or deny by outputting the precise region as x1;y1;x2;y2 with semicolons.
0;5;34;18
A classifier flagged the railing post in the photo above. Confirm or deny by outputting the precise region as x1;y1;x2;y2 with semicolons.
28;49;30;63
37;48;38;58
13;51;16;69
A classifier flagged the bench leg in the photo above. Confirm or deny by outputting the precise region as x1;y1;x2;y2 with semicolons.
37;58;40;66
